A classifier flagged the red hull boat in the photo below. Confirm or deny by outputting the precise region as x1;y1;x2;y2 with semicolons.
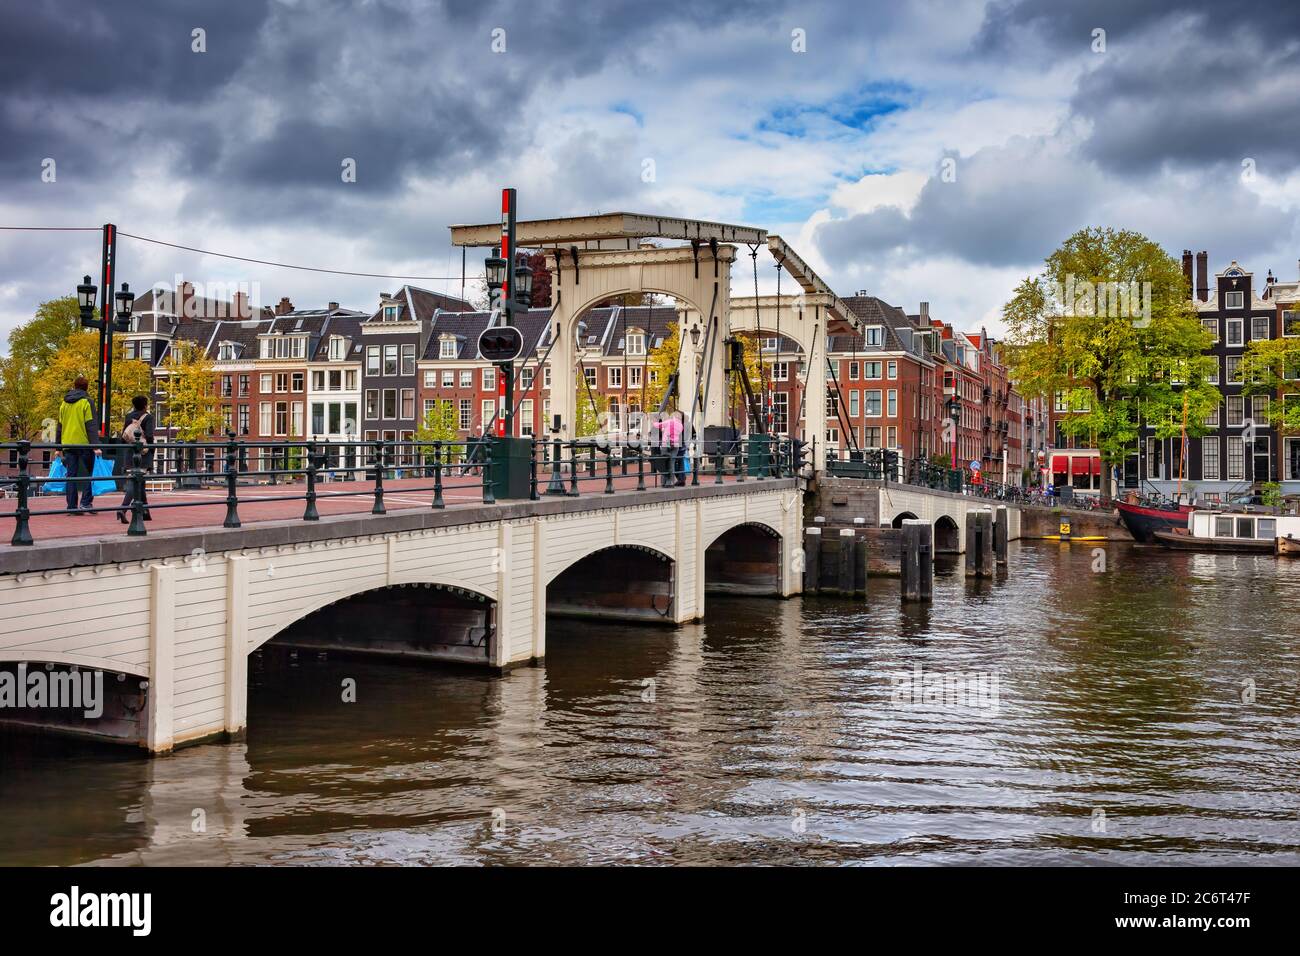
1116;500;1193;543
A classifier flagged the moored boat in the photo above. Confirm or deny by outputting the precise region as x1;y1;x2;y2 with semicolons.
1153;509;1300;555
1116;500;1193;543
1278;534;1300;558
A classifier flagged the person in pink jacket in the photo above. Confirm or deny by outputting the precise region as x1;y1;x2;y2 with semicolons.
650;410;687;487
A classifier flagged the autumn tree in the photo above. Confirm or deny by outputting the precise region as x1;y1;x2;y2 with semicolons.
574;366;607;437
36;331;152;438
645;321;681;411
1002;227;1216;498
1240;334;1300;436
2;295;88;441
161;339;222;440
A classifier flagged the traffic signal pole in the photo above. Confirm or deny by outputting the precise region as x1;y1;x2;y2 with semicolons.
499;187;517;438
97;223;117;437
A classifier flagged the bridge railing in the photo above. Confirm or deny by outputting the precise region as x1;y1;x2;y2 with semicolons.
824;451;1107;510
528;434;805;499
0;436;497;546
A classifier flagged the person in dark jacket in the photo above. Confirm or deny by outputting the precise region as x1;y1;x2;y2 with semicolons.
117;395;155;523
55;376;101;514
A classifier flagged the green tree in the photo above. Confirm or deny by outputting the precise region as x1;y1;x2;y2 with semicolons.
36;331;152;438
8;295;82;369
414;399;460;468
575;366;607;437
1002;227;1216;498
161;340;222;440
645;321;680;411
1240;336;1300;436
2;296;90;441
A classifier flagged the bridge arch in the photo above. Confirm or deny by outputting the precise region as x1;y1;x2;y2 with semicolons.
891;511;919;528
934;515;960;553
547;542;676;624
704;521;783;596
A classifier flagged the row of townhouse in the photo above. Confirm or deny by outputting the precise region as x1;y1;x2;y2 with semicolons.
1050;253;1300;498
111;282;1038;485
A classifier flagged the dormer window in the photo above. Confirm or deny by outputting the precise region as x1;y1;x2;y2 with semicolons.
383;304;400;322
259;334;307;359
864;326;883;347
762;337;778;352
439;336;457;359
328;336;346;361
217;342;236;361
626;331;646;356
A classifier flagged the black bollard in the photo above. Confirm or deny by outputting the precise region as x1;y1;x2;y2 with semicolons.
838;529;855;595
993;505;1009;565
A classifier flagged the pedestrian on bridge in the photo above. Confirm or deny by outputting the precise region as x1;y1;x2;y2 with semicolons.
54;375;101;515
117;395;155;524
650;410;686;487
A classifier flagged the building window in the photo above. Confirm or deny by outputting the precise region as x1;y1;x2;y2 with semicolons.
626;333;645;356
382;389;398;419
848;391;859;417
1251;316;1270;341
887;360;897;379
1226;319;1243;346
238;405;249;435
383;305;399;322
291;372;304;392
1252;396;1269;423
259;402;272;435
365;390;378;418
329;370;342;391
459;400;472;430
260;373;273;393
864;360;882;379
312;370;325;391
520;399;534;436
864;389;882;416
864;326;883;346
1227;396;1244;426
442;370;454;388
1206;357;1219;385
218;343;235;361
1201;317;1218;342
401;388;415;420
608;366;622;388
1202;438;1220;480
459;370;473;389
584;367;597;388
1225;291;1244;309
1226;355;1242;383
1205;403;1220;427
291;402;304;438
140;342;152;362
383;344;399;376
124;342;136;360
848;361;859;381
424;370;437;388
345;370;357;391
862;426;881;448
440;337;456;359
274;402;288;436
481;400;494;429
629;366;641;388
887;425;898;447
520;367;534;390
483;367;496;391
543;365;551;388
887;389;897;417
762;337;778;352
772;362;788;382
366;346;380;375
1227;436;1245;480
275;373;289;393
221;375;233;397
1284;310;1300;337
329;337;346;361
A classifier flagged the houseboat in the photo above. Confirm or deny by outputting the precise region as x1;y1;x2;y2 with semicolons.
1153;509;1300;554
1116;499;1194;544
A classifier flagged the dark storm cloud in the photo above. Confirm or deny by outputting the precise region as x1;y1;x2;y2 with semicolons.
976;0;1300;175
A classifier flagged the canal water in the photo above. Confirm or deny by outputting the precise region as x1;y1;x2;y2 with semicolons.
2;541;1298;866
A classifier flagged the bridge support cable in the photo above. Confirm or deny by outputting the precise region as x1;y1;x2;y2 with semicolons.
826;356;859;454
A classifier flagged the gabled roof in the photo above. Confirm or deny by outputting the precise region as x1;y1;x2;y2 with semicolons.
309;314;367;361
422;308;555;360
366;285;474;324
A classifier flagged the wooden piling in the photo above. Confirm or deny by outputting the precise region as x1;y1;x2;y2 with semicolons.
993;505;1009;565
965;509;994;578
901;519;933;602
838;529;856;595
803;527;821;594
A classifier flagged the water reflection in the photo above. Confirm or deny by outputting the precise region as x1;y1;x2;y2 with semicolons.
1;542;1298;865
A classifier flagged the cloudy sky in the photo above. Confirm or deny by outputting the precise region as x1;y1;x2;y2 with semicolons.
3;0;1299;344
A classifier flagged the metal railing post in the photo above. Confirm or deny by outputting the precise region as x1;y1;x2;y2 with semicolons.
303;440;320;520
529;437;540;501
433;442;446;509
128;440;148;537
568;442;580;496
604;445;615;494
372;439;387;514
10;439;33;546
481;438;495;504
222;432;241;528
636;443;647;491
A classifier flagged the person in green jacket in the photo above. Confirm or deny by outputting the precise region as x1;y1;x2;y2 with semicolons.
55;375;102;514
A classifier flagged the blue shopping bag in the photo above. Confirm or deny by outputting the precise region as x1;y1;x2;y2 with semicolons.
44;457;67;494
91;455;118;496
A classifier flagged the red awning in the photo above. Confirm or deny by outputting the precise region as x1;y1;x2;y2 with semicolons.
1091;457;1103;475
1072;457;1091;475
1051;455;1068;473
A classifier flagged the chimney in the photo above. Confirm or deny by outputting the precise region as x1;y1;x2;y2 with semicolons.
1182;249;1193;294
275;296;294;316
179;281;195;318
328;301;340;311
232;291;249;320
920;301;929;319
1196;251;1209;302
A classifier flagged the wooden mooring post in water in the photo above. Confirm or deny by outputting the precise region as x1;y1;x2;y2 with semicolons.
900;519;933;602
803;526;821;593
993;505;1009;566
965;508;994;578
801;520;865;597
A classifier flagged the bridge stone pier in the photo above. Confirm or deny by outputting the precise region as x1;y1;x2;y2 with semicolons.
0;480;801;754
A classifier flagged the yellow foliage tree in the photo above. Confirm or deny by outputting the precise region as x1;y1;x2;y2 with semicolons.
37;331;153;439
161;340;222;440
574;366;607;437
